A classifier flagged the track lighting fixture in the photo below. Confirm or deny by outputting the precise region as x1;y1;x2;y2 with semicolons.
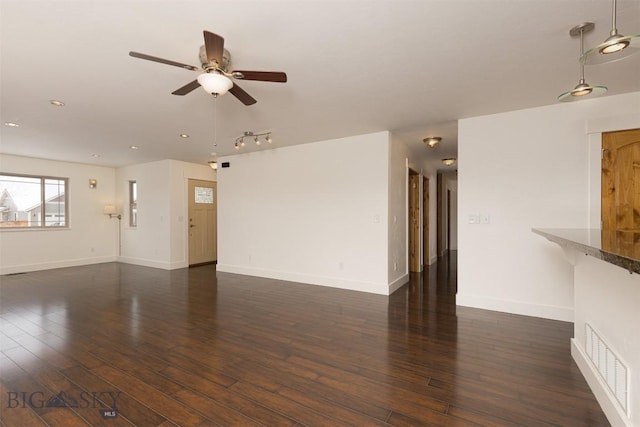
581;0;640;65
558;23;607;102
234;131;273;149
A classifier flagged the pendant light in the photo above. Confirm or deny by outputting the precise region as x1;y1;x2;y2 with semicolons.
558;23;607;102
581;0;640;65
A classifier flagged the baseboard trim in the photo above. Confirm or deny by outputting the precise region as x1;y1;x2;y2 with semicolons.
216;264;390;295
0;256;117;275
117;256;187;270
456;294;573;322
571;339;630;427
388;274;409;294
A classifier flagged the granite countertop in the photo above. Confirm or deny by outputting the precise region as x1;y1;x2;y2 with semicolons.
532;228;640;275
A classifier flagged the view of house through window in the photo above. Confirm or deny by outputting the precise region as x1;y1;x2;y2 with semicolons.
129;180;137;227
0;174;68;228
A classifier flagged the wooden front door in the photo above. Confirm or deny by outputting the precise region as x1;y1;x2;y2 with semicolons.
188;179;217;265
602;128;640;259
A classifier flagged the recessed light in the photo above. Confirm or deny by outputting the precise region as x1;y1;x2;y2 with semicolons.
179;133;189;139
4;122;19;127
49;100;65;107
92;154;101;158
129;145;139;150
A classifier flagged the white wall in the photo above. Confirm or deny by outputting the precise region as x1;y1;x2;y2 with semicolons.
115;159;215;269
458;91;640;321
388;136;409;290
217;132;392;294
0;154;117;274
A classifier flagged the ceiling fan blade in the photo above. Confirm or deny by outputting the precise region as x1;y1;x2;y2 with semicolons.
229;83;257;105
203;31;224;64
232;70;287;83
129;51;199;71
172;79;201;96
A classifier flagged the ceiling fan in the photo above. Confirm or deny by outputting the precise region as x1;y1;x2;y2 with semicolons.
129;31;287;105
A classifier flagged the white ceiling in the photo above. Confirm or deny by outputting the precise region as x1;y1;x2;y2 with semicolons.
1;1;639;172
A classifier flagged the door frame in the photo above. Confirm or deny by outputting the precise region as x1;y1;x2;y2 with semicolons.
187;178;218;266
408;169;421;272
423;176;429;266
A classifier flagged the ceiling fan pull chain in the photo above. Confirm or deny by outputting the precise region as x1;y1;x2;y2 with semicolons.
214;97;218;147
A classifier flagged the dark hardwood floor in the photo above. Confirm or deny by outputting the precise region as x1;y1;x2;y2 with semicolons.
0;254;609;426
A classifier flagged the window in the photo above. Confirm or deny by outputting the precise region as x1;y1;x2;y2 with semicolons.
0;173;68;229
194;186;214;204
129;180;137;227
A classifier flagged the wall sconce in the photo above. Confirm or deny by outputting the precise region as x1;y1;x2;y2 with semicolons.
103;205;121;220
423;137;442;148
208;161;218;170
89;179;97;189
234;131;273;150
442;158;457;166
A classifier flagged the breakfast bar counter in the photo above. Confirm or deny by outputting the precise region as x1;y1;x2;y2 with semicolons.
532;228;640;275
533;227;639;427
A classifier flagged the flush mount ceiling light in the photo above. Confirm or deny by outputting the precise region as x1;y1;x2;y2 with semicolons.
423;137;442;148
581;0;640;65
234;131;273;150
197;71;233;96
442;158;456;166
4;122;19;127
558;23;607;102
49;100;65;107
179;133;190;139
129;145;139;150
208;161;218;170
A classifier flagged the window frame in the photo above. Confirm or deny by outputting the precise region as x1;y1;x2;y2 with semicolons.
129;180;137;227
0;172;69;230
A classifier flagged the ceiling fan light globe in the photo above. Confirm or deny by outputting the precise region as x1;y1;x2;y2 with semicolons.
197;73;233;95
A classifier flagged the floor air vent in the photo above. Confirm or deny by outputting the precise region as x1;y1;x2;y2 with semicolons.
585;323;628;415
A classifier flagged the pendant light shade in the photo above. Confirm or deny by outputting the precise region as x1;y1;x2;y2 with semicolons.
558;23;607;103
557;81;607;102
581;0;640;65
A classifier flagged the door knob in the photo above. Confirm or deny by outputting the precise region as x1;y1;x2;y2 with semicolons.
190;224;196;228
